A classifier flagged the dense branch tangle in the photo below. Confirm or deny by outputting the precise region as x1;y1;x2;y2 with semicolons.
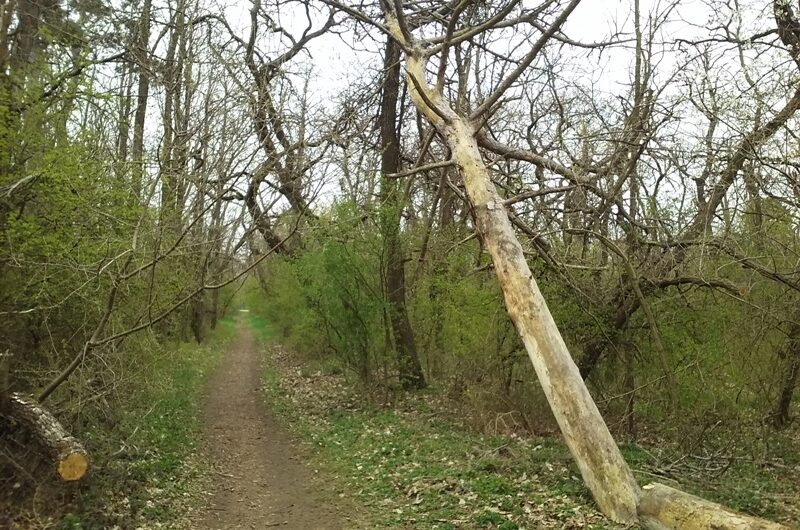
3;0;800;526
377;0;642;522
319;0;798;527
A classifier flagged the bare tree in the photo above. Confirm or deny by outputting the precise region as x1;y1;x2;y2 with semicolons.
319;0;794;526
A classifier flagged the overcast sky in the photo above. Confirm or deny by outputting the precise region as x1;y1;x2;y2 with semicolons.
228;0;734;107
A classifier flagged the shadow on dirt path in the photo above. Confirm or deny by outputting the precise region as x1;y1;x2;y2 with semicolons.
195;318;346;530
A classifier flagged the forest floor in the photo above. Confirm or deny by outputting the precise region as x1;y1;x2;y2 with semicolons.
194;318;353;530
2;321;232;529
249;315;622;530
6;314;793;529
244;314;800;529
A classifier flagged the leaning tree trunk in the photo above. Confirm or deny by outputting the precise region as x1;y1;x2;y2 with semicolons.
638;484;788;530
396;38;791;529
400;49;640;523
446;117;642;522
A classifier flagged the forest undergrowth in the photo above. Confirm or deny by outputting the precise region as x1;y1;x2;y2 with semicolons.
7;0;800;528
249;314;800;529
1;319;234;530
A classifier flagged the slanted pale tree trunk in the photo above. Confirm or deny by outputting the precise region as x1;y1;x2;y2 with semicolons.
384;18;640;524
380;2;793;528
638;484;787;530
411;72;642;525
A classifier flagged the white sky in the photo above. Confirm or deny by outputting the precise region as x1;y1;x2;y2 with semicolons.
120;0;790;217
269;0;725;109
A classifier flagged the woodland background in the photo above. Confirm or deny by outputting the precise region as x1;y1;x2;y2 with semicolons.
1;0;799;526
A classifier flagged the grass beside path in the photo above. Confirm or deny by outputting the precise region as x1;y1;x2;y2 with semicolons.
249;314;620;530
56;318;235;530
250;313;799;529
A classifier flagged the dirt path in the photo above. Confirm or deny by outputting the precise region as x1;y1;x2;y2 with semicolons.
195;320;345;530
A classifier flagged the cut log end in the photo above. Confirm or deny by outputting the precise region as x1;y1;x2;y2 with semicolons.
6;393;89;481
58;451;88;481
638;483;791;530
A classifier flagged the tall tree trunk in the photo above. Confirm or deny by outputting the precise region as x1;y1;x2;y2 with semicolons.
774;324;800;428
116;61;133;180
379;38;425;390
130;0;152;202
160;0;181;222
8;0;51;72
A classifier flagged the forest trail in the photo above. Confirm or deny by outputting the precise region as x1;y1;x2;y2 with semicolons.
195;319;345;530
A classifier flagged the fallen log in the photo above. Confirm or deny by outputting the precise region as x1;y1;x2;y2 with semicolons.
6;393;88;481
638;483;791;530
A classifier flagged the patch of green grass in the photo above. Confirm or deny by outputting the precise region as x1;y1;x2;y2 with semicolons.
246;312;278;342
669;457;794;522
622;439;798;524
255;315;799;528
57;319;234;529
257;345;618;528
280;408;616;528
474;510;518;529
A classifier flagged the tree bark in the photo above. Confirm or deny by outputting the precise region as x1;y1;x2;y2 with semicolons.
116;61;133;180
379;38;425;390
8;0;51;71
773;325;800;428
245;173;288;254
5;393;88;481
397;44;640;523
397;44;792;528
0;352;9;413
130;0;152;202
638;483;789;530
159;0;184;224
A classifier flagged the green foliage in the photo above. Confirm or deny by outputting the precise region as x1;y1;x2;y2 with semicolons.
53;318;233;529
248;200;537;413
258;331;622;529
247;201;392;382
258;312;800;526
246;193;800;462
